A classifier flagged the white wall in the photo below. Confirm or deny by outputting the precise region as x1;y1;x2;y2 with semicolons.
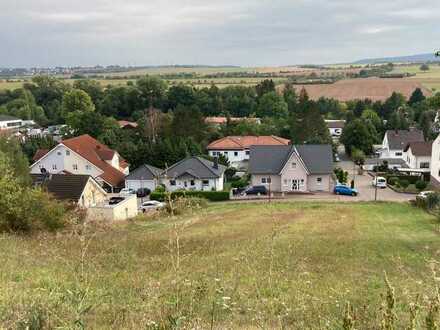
30;144;103;178
0;119;22;129
87;195;138;221
308;174;332;192
162;174;224;192
280;152;309;192
431;135;440;183
209;149;249;167
125;179;157;191
406;148;431;169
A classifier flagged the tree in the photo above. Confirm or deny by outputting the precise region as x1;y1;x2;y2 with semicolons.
351;148;366;165
420;64;430;72
171;105;207;142
408;88;426;106
256;92;288;118
73;79;104;108
362;109;383;134
255;79;276;98
0;136;31;185
418;110;436;140
386;111;409;130
340;119;375;155
380;92;406;119
136;76;168;109
66;110;105;137
61;89;95;118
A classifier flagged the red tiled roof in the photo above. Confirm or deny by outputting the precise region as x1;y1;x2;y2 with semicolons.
207;136;290;150
118;120;138;128
61;135;127;187
33;149;49;162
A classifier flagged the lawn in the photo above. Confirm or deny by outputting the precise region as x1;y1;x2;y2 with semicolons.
0;202;439;328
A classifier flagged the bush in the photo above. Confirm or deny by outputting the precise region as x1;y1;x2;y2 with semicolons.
164;197;208;215
154;185;166;193
150;190;230;202
386;175;420;184
398;179;410;190
388;177;398;186
415;180;428;191
334;167;348;184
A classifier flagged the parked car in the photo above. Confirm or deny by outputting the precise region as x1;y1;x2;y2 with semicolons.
109;196;125;205
372;176;387;189
232;187;246;196
140;200;166;212
120;188;136;196
416;191;436;200
245;185;268;196
334;185;358;196
136;188;151;198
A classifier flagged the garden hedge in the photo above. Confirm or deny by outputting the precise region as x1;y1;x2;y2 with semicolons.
386;175;420;185
150;190;230;202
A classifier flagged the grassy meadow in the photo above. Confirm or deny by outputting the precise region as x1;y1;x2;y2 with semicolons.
0;201;439;329
393;64;440;92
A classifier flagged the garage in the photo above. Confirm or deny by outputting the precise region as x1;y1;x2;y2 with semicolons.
124;164;163;192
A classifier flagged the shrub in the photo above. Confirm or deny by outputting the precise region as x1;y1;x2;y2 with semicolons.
225;167;237;181
415;180;428;191
154;185;166;193
165;197;208;215
388;177;398;186
398;179;410;190
150;190;230;202
334;167;348;184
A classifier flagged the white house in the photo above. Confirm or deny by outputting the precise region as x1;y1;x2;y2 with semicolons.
125;164;163;192
249;144;334;193
403;141;432;170
162;157;226;192
380;129;424;160
325;120;345;138
0;115;22;130
30;134;129;192
207;135;290;169
430;134;440;186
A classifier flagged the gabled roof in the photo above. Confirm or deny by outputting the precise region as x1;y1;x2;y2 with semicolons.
30;174;99;202
404;141;432;156
207;136;290;150
249;144;333;175
118;120;138;129
33;149;49;162
325;120;345;129
163;157;226;179
32;134;127;187
126;164;163;181
385;130;424;150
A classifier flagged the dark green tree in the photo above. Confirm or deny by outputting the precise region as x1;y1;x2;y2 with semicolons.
340;119;375;155
408;88;426;106
255;79;276;98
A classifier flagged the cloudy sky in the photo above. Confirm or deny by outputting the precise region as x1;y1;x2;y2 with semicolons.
1;0;438;67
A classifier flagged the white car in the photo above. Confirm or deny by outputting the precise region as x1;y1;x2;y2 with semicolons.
417;191;436;200
120;188;136;196
372;176;387;188
140;201;166;212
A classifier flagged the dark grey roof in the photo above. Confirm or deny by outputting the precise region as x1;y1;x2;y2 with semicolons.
163;157;226;179
364;158;408;166
31;174;92;202
249;145;333;175
325;120;345;129
0;115;20;121
386;130;424;150
125;164;162;181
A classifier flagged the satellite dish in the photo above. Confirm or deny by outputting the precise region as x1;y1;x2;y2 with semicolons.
40;168;47;174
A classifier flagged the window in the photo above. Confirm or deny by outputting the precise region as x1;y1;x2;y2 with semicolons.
262;178;266;184
262;177;271;184
52;164;57;170
291;162;297;169
170;180;176;186
234;151;238;156
66;150;70;156
420;162;430;169
85;164;91;171
57;151;62;156
190;180;195;186
73;164;78;171
245;150;250;155
224;151;228;155
395;152;402;156
202;180;209;186
317;177;322;184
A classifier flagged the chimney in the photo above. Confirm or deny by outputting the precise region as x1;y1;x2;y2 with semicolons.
213;157;219;170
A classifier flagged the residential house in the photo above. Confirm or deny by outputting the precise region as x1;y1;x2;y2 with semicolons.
31;174;107;208
30;134;129;192
125;164;163;192
0;115;22;130
404;141;432;170
205;116;261;128
249;144;334;193
118;120;138;129
162;157;226;192
362;158;408;171
380;129;424;160
325;120;345;138
207;135;290;169
430;134;440;186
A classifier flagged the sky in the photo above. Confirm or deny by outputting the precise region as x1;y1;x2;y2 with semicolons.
0;0;439;67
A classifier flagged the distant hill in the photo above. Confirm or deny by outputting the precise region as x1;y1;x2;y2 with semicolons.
354;53;440;65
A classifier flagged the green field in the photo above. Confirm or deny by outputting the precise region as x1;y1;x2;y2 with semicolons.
0;201;438;329
392;64;440;92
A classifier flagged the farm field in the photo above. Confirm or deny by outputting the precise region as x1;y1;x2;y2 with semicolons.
392;64;440;92
0;202;438;329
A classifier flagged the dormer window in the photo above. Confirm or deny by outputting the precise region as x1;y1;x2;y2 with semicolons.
291;162;297;169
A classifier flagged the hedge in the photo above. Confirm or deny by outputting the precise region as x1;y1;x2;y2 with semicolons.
386;175;420;185
150;190;230;202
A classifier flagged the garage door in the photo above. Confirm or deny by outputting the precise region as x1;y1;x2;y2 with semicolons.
125;180;156;191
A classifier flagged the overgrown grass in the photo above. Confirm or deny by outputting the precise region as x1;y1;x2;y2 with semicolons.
0;201;438;328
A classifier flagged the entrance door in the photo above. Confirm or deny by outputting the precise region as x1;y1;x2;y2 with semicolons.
292;179;300;191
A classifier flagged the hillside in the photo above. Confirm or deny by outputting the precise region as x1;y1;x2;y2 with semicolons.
354;53;440;65
0;202;438;329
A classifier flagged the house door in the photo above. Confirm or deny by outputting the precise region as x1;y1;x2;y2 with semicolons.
292;179;300;191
